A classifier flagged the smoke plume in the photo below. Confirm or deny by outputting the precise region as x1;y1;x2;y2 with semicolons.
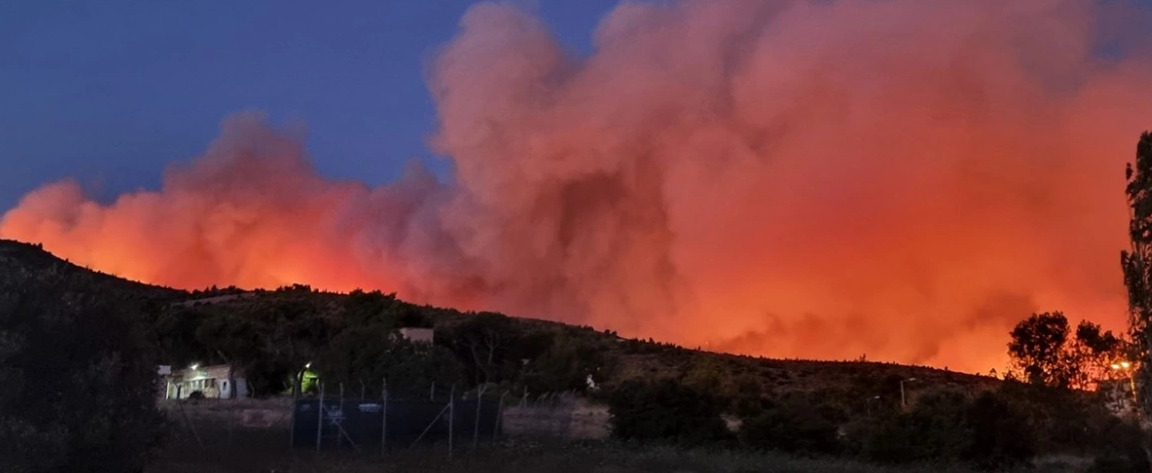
5;0;1152;372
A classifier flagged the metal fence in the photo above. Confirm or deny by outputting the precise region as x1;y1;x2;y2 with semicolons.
162;386;609;461
290;384;503;457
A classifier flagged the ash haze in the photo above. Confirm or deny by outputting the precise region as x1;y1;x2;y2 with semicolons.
4;0;1152;373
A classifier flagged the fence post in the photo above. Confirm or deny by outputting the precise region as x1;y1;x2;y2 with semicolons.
338;383;345;450
289;384;296;449
360;380;366;400
448;385;455;460
472;385;488;451
381;377;388;457
315;382;325;454
289;368;300;450
493;391;508;441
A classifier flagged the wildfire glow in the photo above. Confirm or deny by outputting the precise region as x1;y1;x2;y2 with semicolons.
4;0;1152;373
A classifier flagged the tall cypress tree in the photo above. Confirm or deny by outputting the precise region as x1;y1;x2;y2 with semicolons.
1123;132;1152;408
1120;131;1152;470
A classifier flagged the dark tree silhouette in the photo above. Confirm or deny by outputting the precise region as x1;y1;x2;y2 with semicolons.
1121;130;1152;468
1008;312;1079;388
0;272;165;472
1007;311;1126;390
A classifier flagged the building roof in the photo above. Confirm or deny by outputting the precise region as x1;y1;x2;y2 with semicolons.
167;364;244;380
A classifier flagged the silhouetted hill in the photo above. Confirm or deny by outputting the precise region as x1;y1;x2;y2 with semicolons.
0;238;998;398
0;239;184;301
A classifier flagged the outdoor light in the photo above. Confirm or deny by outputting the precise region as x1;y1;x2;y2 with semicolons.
190;363;199;370
305;362;312;369
1109;360;1140;403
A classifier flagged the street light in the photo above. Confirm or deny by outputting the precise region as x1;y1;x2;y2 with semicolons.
1111;361;1138;402
901;378;917;409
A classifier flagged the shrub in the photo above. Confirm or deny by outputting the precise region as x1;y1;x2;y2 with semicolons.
316;332;464;399
521;331;616;394
856;388;1035;470
963;391;1035;470
859;389;971;464
995;379;1116;457
0;276;166;472
607;378;731;445
1087;418;1149;473
739;394;844;457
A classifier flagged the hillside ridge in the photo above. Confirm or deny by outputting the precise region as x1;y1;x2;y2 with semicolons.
0;237;998;396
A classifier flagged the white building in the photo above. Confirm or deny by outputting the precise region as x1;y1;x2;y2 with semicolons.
162;364;250;400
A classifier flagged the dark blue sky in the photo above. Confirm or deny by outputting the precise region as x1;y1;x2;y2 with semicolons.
0;0;619;210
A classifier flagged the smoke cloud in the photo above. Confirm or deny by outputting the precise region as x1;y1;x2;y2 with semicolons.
5;0;1152;372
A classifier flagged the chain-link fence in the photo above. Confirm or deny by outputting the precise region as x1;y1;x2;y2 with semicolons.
162;383;611;463
288;382;504;458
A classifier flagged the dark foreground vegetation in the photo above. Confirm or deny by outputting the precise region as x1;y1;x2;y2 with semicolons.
143;404;1097;473
0;244;168;472
149;437;1091;473
4;131;1152;472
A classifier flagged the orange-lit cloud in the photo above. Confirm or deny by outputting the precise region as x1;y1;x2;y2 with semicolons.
5;0;1152;373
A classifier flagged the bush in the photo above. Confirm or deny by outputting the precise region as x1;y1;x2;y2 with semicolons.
856;388;1034;470
316;332;464;399
0;275;166;472
963;392;1035;470
858;389;971;464
607;378;731;445
1087;418;1149;473
739;394;844;457
520;331;616;394
994;379;1111;455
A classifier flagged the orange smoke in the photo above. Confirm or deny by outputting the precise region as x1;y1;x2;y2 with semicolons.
5;0;1152;373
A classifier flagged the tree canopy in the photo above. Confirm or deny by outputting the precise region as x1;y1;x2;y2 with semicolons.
1122;131;1152;417
1007;311;1124;390
0;267;165;472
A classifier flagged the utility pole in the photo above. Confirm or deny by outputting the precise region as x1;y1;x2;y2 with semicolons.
900;377;917;409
